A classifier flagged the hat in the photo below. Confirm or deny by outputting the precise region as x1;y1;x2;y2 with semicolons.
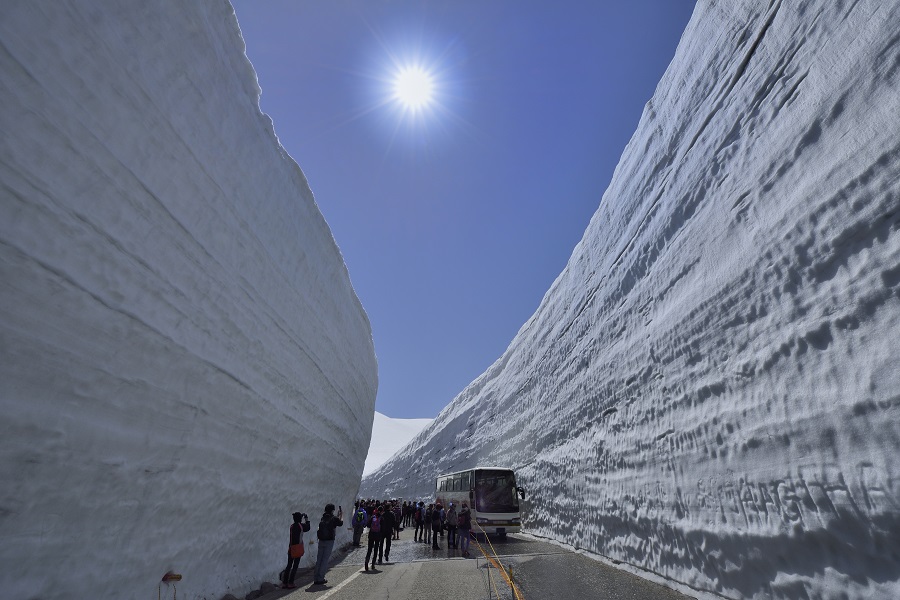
324;503;335;513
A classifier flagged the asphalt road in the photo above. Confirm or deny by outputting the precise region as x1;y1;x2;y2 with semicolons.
263;532;696;600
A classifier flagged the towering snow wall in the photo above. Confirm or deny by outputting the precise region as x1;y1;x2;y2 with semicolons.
0;2;377;599
362;1;900;598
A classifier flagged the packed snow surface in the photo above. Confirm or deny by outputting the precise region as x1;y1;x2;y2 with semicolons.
363;412;433;477
362;1;900;599
0;1;377;599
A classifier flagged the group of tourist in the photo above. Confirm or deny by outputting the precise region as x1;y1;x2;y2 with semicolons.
279;497;476;588
354;497;473;558
350;499;403;570
407;499;473;556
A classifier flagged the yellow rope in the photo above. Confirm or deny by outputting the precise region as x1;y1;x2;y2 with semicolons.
472;524;524;600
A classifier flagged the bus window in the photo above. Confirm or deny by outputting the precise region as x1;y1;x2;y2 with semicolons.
475;470;520;513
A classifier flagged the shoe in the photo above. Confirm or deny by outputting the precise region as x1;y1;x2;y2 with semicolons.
378;559;382;565
364;564;368;571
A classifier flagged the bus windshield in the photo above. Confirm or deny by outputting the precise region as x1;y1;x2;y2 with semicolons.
475;469;519;513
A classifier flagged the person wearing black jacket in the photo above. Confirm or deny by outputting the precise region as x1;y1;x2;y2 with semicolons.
424;504;433;545
364;506;383;571
431;503;443;549
380;503;396;563
313;504;343;585
281;512;310;589
414;501;425;542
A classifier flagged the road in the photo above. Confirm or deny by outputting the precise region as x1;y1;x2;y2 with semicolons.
262;532;696;600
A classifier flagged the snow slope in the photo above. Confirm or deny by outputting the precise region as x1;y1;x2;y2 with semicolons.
363;412;433;477
0;2;377;599
362;2;900;599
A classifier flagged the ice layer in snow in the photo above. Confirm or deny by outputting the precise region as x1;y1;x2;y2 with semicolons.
363;412;433;477
0;2;377;599
362;2;900;599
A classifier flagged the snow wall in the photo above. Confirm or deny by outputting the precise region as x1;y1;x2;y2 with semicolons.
362;2;900;599
0;2;377;599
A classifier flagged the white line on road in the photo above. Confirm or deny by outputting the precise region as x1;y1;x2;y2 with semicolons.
315;569;362;599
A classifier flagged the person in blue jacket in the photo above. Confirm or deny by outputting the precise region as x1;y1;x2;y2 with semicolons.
351;502;368;547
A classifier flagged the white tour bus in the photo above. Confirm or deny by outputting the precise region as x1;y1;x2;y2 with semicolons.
435;467;525;538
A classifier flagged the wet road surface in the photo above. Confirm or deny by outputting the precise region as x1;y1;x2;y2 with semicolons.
262;532;696;600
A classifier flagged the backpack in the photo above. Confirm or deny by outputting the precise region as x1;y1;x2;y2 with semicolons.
415;508;422;522
317;516;331;540
458;511;470;528
354;510;365;524
370;515;381;533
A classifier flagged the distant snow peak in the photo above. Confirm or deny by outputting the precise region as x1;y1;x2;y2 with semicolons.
361;2;900;599
363;412;433;477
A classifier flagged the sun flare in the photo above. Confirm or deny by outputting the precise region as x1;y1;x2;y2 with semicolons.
392;66;434;110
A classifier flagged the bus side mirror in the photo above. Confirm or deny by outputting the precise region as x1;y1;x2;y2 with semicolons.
516;486;526;499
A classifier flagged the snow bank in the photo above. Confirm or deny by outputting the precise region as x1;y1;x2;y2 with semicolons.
0;1;376;599
362;2;900;598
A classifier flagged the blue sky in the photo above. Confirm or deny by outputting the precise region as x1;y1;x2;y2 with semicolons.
230;0;696;419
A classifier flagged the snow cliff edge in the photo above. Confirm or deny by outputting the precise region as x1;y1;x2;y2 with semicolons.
0;2;377;598
362;2;900;598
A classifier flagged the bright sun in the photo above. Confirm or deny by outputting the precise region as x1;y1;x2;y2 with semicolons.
393;66;434;110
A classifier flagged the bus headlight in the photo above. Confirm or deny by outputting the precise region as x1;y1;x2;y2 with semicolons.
511;518;520;524
476;518;489;525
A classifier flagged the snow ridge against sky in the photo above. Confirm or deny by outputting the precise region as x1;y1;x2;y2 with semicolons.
363;2;900;599
364;412;433;477
0;2;376;599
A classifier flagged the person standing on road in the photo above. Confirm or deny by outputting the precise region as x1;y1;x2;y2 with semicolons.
381;503;396;563
424;504;434;545
431;503;443;549
351;503;367;547
414;501;425;542
314;503;343;585
281;511;310;589
445;503;458;550
393;502;402;540
364;506;383;571
458;502;472;557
